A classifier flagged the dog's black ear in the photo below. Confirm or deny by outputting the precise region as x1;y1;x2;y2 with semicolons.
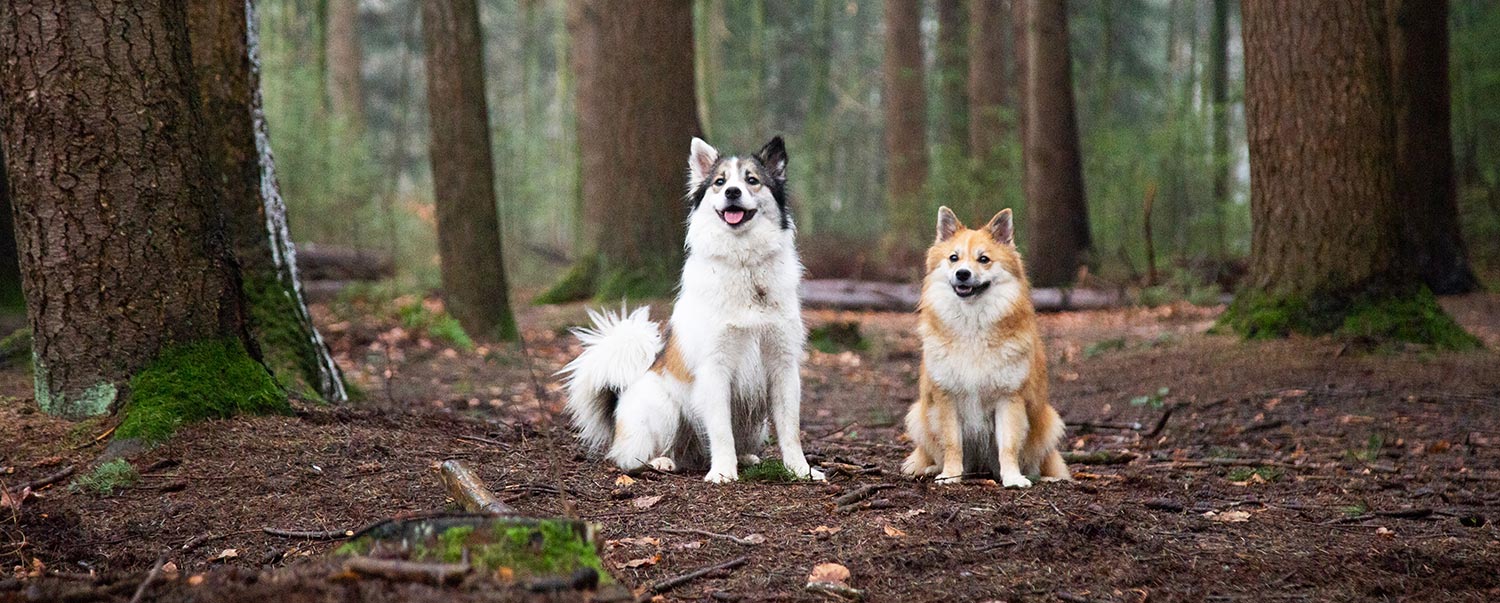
689;137;719;188
985;209;1014;246
754;136;788;183
936;206;962;242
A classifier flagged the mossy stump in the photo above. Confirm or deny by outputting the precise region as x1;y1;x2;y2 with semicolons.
113;338;290;446
1219;286;1481;350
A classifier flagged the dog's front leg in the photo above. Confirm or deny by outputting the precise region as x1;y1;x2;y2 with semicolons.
770;356;825;481
695;367;739;483
995;397;1032;488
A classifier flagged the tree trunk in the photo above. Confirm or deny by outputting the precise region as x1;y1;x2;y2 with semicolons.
936;0;968;154
968;0;1009;222
0;0;287;423
186;0;349;402
1387;0;1480;294
0;144;20;310
1022;0;1091;286
1227;0;1475;347
1011;0;1028;189
326;0;366;131
422;0;518;340
540;0;702;302
882;0;930;260
1209;0;1231;257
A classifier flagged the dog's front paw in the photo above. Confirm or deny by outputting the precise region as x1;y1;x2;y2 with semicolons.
901;455;933;477
703;467;738;484
783;459;826;481
806;466;826;481
648;457;677;472
934;472;964;485
1001;474;1033;489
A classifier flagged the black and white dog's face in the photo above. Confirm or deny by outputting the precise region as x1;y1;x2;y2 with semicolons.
686;136;791;235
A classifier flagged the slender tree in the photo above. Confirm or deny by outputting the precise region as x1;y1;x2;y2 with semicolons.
1011;0;1028;181
187;0;348;402
1208;0;1232;256
422;0;518;340
1387;0;1480;294
540;0;703;302
327;0;366;130
882;0;930;259
936;0;969;153
1226;0;1476;347
969;0;1010;220
0;0;288;428
1022;0;1091;286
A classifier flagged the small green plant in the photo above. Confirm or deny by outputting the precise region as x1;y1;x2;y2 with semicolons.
1084;337;1128;358
1348;434;1385;462
68;459;139;495
1341;502;1369;517
808;322;867;354
1130;387;1171;409
398;301;475;351
740;459;800;482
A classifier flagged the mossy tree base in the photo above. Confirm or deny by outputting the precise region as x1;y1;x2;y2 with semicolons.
114;337;290;445
535;254;679;304
1219;285;1481;350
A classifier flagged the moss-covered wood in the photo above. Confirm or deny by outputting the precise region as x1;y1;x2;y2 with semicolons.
334;515;610;584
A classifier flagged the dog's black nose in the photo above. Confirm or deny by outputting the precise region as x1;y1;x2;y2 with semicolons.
955;269;972;282
724;187;741;199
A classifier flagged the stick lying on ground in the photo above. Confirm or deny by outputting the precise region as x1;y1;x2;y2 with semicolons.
833;484;895;507
5;465;75;494
263;527;355;540
343;557;470;585
644;556;749;597
662;528;763;546
439;460;517;516
1061;451;1139;465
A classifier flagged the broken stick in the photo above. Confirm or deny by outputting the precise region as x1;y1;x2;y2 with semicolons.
439;460;517;516
344;556;470;585
833;484;895;507
645;556;749;596
5;465;76;494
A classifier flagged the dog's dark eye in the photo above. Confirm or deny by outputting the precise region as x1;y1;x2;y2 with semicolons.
713;177;725;186
746;176;759;186
978;255;991;264
948;254;959;263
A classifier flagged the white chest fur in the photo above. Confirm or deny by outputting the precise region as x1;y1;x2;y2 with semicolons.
921;281;1032;398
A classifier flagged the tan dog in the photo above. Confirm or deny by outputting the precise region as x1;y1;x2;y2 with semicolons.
901;207;1069;488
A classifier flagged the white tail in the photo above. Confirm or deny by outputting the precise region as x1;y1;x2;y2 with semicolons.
557;305;662;451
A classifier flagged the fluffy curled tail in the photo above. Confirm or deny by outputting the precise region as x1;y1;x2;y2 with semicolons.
558;305;662;452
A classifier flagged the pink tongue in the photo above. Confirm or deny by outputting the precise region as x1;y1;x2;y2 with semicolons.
723;208;746;225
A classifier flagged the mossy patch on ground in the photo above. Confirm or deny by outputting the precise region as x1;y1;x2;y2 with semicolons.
740;458;800;482
114;338;290;444
1220;286;1481;350
67;459;139;495
337;519;608;582
809;322;867;354
398;300;475;351
537;254;678;303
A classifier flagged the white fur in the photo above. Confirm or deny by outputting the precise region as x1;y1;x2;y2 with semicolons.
920;263;1030;396
562;138;823;483
559;305;661;452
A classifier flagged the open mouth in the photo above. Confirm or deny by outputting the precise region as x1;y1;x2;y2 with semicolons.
952;282;991;298
718;206;757;228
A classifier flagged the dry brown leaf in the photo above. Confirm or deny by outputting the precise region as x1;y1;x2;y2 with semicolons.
615;554;661;569
674;540;703;550
883;525;907;538
161;562;179;576
214;548;239;561
606;536;661;549
810;525;842;537
807;562;851;586
1205;510;1251;523
742;533;767;545
614;475;637;487
188;574;205;586
633;495;663;509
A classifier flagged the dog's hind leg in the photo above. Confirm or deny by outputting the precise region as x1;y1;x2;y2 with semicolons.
605;375;678;472
1038;449;1070;482
994;397;1033;488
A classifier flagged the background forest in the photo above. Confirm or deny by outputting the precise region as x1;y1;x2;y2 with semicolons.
258;0;1500;297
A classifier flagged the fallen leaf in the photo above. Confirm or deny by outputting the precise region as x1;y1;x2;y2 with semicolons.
615;554;661;569
883;525;907;538
214;549;239;561
161;562;179;576
495;566;515;581
896;509;926;520
1375;527;1395;537
1205;510;1251;523
809;525;842;538
633;495;663;509
742;533;766;545
188;574;205;586
807;562;851;586
674;540;703;550
614;475;637;487
606;536;661;549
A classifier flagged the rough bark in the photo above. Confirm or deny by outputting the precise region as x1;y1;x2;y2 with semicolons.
422;0;518;340
0;144;20;310
326;0;366;130
0;0;266;417
187;0;348;402
1022;0;1091;286
1387;0;1480;294
1228;0;1475;347
1209;0;1231;256
541;0;702;302
882;0;930;258
936;0;968;153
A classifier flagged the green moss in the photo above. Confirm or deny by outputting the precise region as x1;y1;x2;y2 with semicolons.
413;523;607;581
114;338;290;444
593;264;677;301
808;322;867;354
1220;286;1481;350
67;459;139;495
0;327;30;365
398;301;475;350
243;277;329;402
534;256;599;305
740;459;799;483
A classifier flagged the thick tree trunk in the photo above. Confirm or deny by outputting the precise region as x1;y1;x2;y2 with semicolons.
1387;0;1479;295
1209;0;1231;257
0;144;20;310
1227;0;1475;347
1022;0;1091;286
422;0;518;340
327;0;366;130
0;0;284;420
187;0;348;402
968;0;1009;221
1011;0;1028;190
936;0;968;154
541;0;702;302
882;0;930;259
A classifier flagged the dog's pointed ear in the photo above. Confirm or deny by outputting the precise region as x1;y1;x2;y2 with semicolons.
936;206;962;242
689;137;719;188
754;136;788;183
986;209;1014;246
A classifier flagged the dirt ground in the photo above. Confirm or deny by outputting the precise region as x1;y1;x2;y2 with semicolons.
2;291;1498;602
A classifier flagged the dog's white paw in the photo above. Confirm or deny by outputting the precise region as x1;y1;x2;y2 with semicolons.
900;456;933;477
782;459;826;481
1001;474;1033;489
807;466;827;481
1039;476;1068;483
737;454;761;466
935;472;964;485
704;468;738;484
648;457;676;472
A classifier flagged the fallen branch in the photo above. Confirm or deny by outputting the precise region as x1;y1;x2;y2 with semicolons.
798;279;1126;313
644;555;749;597
71;428;117;451
127;553;167;603
263;526;356;540
343;556;470;585
1061;451;1139;466
1071;421;1144;432
662;528;763;546
1145;404;1179;439
180;529;259;553
5;466;75;494
833;484;895;507
804;582;866;600
836;498;896;514
439;460;517;516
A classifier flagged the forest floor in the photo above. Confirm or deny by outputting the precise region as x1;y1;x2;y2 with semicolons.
2;289;1499;602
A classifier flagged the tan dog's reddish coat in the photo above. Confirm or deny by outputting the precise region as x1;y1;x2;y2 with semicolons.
902;207;1069;488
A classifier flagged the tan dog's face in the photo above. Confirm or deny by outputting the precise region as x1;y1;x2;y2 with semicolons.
925;207;1024;300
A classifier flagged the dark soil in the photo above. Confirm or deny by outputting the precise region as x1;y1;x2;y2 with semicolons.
2;292;1498;602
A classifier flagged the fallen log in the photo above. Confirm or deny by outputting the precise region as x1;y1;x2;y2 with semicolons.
798;279;1127;312
295;243;394;281
439;460;518;516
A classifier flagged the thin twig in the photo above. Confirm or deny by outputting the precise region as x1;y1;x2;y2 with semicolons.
643;555;749;597
455;434;510;449
71;427;116;451
262;526;356;540
1145;404;1180;439
180;529;259;553
127;553;167;603
662;528;762;546
5;466;75;494
833;484;894;506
